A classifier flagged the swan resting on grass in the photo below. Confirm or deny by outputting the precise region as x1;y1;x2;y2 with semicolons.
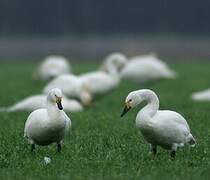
34;55;72;81
102;52;177;83
43;74;92;106
79;54;124;96
24;88;71;152
0;94;83;112
121;89;195;157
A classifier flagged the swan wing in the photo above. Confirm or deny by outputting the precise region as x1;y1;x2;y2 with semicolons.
62;98;83;112
24;109;48;138
62;112;71;132
149;110;191;145
80;71;115;94
154;110;190;131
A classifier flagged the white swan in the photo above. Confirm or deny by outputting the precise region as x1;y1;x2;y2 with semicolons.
24;88;71;152
43;74;92;106
121;89;195;157
79;55;122;96
34;55;72;81
102;52;176;83
100;52;127;72
0;94;83;112
192;89;210;101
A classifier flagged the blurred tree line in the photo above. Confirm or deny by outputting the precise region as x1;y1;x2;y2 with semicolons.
0;0;209;36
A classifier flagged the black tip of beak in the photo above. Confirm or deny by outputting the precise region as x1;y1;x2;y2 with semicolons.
120;106;131;117
57;101;63;110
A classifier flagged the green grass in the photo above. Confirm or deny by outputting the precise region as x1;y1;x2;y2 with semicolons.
0;61;210;180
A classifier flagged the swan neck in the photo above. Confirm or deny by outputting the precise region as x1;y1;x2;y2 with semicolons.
47;97;61;117
106;62;120;81
138;90;159;118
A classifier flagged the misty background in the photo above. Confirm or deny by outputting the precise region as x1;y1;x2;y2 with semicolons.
0;0;210;60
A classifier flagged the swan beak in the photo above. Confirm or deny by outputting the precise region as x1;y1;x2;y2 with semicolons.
120;103;131;117
56;98;63;110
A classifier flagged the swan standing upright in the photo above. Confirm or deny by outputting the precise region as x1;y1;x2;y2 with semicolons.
24;88;71;152
34;55;72;81
121;89;195;157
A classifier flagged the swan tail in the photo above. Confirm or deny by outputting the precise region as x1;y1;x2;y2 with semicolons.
191;93;199;101
0;107;7;112
163;69;177;79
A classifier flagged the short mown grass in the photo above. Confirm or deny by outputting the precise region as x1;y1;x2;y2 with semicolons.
0;61;210;180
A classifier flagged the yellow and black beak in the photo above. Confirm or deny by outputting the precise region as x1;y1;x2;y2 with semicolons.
56;98;63;110
120;102;131;117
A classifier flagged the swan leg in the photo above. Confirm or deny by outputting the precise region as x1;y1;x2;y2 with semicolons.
170;143;178;158
31;144;35;152
57;143;61;153
150;144;157;155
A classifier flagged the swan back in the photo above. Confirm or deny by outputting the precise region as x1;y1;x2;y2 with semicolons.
80;70;119;95
121;54;176;82
35;55;71;81
43;74;81;97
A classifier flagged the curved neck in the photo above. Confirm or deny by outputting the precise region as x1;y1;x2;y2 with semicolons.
106;62;120;82
47;96;61;118
138;90;159;118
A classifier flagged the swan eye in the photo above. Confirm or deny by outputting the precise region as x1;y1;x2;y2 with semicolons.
129;99;132;102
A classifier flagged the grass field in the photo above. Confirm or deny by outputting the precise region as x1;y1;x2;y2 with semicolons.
0;61;210;180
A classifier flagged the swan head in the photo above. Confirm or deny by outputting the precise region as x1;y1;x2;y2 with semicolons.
121;91;142;117
80;84;92;106
47;88;63;110
101;52;127;72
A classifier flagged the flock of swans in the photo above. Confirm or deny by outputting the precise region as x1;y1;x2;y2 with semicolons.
3;52;209;158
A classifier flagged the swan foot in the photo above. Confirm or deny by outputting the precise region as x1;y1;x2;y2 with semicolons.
170;150;176;158
31;144;35;152
170;143;178;158
57;143;61;153
150;144;157;155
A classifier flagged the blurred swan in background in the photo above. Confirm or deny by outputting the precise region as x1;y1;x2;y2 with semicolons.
102;52;177;83
0;94;83;112
121;89;195;157
33;55;72;81
24;88;71;152
80;54;123;96
43;74;92;106
100;52;127;72
121;53;177;83
192;89;210;101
